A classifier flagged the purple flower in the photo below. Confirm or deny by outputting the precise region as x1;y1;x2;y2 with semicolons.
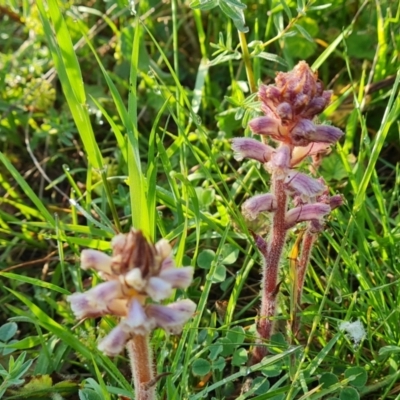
231;138;274;163
285;203;331;229
242;193;277;220
284;171;326;199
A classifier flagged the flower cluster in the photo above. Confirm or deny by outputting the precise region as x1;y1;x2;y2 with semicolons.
232;61;344;231
67;230;196;356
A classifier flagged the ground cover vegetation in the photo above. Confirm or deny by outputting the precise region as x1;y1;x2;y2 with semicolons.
0;0;399;399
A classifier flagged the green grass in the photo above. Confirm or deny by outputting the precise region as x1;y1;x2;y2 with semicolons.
0;0;399;399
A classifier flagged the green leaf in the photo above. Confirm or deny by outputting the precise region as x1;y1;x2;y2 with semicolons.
209;344;223;361
379;346;400;356
79;389;103;400
190;0;219;11
218;337;234;356
339;387;360;400
197;249;216;269
285;18;318;59
0;153;55;226
232;347;248;366
192;358;211;376
279;0;292;19
226;326;245;347
319;372;339;389
220;244;239;264
344;367;367;388
252;377;270;395
212;264;226;283
253;52;288;67
212;356;226;372
261;360;282;378
0;322;18;342
321;152;348;181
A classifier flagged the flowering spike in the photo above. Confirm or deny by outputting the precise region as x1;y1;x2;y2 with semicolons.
230;61;344;363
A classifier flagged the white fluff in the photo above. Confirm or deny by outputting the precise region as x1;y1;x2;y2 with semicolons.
339;319;366;346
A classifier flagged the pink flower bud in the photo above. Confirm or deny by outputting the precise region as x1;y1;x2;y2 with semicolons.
80;250;113;274
285;203;331;229
276;102;293;121
242;193;277;220
159;267;194;289
329;194;343;210
284;171;326;198
313;124;344;143
304;94;331;117
291;119;316;146
293;93;310;112
231;138;274;163
259;84;282;108
249;116;281;136
98;325;130;357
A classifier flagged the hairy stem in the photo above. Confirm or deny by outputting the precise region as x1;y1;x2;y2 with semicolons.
292;228;317;336
127;335;156;400
252;176;288;363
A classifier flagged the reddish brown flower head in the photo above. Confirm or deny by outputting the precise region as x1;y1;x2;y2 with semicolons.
249;61;343;147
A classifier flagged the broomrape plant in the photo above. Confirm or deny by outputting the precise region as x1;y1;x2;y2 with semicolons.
68;230;196;400
231;61;344;363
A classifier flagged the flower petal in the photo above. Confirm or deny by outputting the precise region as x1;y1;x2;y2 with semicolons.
159;267;194;289
285;203;331;229
98;325;130;357
242;193;277;220
249;116;280;136
146;277;173;301
284;171;326;198
231;138;273;163
80;250;113;274
125;268;146;291
123;298;154;335
291;143;331;166
329;194;343;210
291;119;316;146
146;299;196;334
312;124;344;143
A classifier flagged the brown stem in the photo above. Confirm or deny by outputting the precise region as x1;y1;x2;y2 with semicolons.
127;335;156;400
252;176;288;363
